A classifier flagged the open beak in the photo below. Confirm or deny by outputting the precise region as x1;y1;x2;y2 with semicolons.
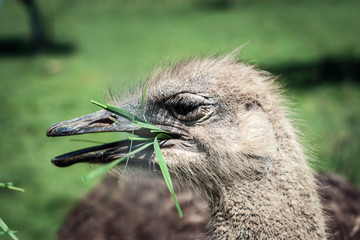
46;109;154;168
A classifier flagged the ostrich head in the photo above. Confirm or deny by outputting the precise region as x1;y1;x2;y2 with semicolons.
47;53;278;192
47;52;326;238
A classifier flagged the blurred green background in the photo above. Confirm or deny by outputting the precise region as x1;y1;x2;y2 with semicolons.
0;0;359;239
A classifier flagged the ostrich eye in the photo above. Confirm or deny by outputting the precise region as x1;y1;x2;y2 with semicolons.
166;93;215;122
173;102;200;116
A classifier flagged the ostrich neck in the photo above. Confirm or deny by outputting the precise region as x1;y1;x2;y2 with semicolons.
209;159;327;239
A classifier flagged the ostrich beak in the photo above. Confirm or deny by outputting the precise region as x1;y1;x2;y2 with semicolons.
46;109;153;168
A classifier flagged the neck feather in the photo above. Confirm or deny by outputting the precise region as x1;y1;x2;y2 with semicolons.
209;154;327;239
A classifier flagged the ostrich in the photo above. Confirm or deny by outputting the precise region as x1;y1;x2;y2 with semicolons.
47;52;359;239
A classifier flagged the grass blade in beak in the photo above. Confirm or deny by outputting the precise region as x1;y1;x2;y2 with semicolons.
132;121;171;134
141;81;147;120
89;100;182;217
83;142;154;181
92;100;171;134
119;121;135;182
154;136;183;218
127;137;154;141
91;100;145;123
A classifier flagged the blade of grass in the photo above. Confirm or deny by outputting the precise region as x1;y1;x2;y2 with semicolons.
91;100;145;123
131;121;170;133
90;99;182;218
141;81;147;120
0;218;19;240
119;116;136;181
150;129;171;133
94;100;172;135
0;182;24;192
108;116;171;136
154;136;183;218
83;142;154;181
108;119;172;141
128;136;155;141
155;133;174;139
128;135;173;142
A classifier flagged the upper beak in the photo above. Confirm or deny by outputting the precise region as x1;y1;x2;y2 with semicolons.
46;110;134;137
47;109;154;168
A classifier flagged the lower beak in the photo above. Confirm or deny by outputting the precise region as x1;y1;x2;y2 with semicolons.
47;110;153;167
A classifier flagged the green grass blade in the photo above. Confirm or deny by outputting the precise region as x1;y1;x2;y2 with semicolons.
0;182;24;192
108;116;169;135
131;121;170;133
83;142;154;181
128;134;172;141
91;99;181;217
0;218;19;240
155;133;173;139
128;136;154;141
153;137;183;218
141;81;147;120
92;100;173;136
119;116;136;181
91;100;145;123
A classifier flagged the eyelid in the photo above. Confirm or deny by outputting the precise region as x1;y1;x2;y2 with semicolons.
164;92;212;107
162;93;216;122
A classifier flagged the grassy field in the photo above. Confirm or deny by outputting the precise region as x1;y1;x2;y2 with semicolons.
0;0;359;239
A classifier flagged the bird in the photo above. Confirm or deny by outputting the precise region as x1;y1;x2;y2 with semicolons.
47;51;360;239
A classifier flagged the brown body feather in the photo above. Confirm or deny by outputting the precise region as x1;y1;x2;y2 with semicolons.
318;173;360;240
57;173;360;240
56;174;211;240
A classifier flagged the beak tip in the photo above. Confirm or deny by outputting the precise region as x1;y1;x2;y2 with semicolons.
46;128;53;137
46;128;61;137
51;158;73;167
46;124;74;137
46;122;63;137
51;159;58;166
